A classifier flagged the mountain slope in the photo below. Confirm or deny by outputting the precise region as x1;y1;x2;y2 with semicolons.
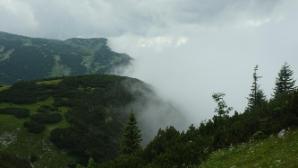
0;32;131;84
0;74;184;167
199;129;298;168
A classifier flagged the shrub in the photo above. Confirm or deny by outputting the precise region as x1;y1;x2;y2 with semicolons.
30;154;38;163
98;155;145;168
0;152;31;168
37;105;57;113
0;108;30;118
251;131;266;142
31;113;62;124
24;121;45;133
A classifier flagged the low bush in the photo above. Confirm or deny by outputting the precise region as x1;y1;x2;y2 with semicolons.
37;105;58;113
31;113;62;124
0;108;30;118
0;152;31;168
24;121;45;133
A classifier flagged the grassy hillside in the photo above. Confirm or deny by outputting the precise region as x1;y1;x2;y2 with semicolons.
0;75;147;167
0;31;131;84
199;129;298;168
0;74;184;167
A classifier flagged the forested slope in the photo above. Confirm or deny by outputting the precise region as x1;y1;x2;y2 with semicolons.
0;31;131;84
0;75;183;167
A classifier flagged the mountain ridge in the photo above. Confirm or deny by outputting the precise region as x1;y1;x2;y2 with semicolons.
0;31;131;84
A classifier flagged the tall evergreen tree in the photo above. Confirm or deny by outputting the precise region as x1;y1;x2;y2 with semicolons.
274;63;296;97
121;112;142;155
247;65;266;111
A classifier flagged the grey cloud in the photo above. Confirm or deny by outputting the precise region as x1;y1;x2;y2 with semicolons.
0;0;284;39
173;0;282;24
110;1;298;125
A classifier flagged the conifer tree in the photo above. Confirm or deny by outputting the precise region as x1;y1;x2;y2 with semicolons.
212;93;232;117
87;158;96;168
75;164;84;168
121;112;142;155
274;63;296;97
247;65;266;111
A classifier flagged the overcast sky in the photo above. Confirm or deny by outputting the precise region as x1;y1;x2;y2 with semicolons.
1;0;298;125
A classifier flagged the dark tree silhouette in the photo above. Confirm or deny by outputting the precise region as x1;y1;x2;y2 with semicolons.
247;65;266;111
274;63;296;98
212;93;232;117
121;113;142;155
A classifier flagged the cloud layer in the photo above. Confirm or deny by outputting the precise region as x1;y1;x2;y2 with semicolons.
0;0;284;38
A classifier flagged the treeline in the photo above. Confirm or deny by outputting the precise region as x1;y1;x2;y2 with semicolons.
92;63;297;168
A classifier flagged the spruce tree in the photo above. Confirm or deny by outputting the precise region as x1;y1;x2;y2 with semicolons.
121;112;142;155
87;158;96;168
274;63;296;97
247;65;266;111
75;164;84;168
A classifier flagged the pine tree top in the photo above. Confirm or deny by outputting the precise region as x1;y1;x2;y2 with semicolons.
274;63;296;97
246;65;266;111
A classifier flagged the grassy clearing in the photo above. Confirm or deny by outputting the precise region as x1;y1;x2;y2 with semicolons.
0;97;71;136
0;98;73;168
0;97;54;113
0;85;10;92
0;115;24;129
199;130;298;168
0;98;52;130
46;106;70;134
0;127;72;168
36;79;62;85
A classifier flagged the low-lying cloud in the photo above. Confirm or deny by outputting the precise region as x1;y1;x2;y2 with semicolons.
110;1;298;125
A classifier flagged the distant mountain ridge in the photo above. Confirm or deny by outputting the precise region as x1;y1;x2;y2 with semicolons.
0;31;131;84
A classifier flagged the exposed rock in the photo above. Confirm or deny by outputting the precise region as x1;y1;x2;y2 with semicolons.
278;129;286;138
0;132;17;147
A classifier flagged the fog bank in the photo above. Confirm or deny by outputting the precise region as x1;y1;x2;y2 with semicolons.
110;2;298;125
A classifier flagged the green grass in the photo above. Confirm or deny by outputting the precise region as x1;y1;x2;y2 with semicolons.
0;98;53;130
199;130;298;168
0;127;72;168
0;97;73;167
0;97;54;113
46;106;70;134
0;85;10;92
0;97;71;136
0;115;24;129
36;79;62;85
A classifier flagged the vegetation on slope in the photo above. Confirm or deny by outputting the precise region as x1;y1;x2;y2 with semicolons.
0;75;151;167
93;63;298;168
200;129;298;168
0;60;297;168
0;31;131;84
